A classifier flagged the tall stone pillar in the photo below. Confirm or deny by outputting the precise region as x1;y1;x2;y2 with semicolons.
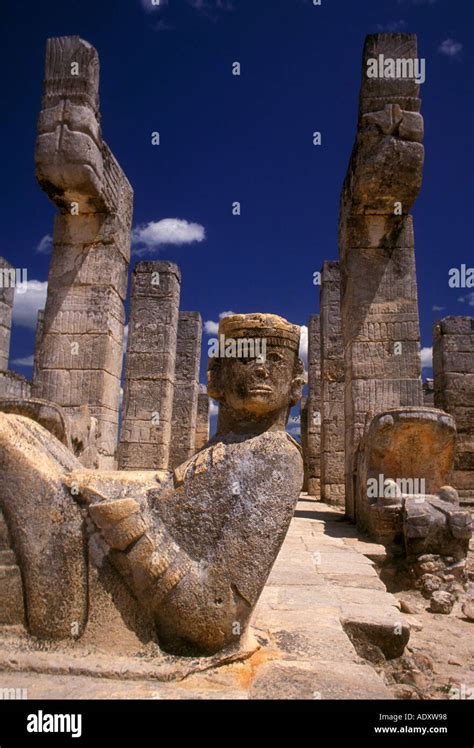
433;316;474;504
0;259;32;401
195;384;210;452
299;396;309;492
422;378;434;406
34;36;133;469
118;261;181;471
32;310;45;391
0;258;14;372
306;314;321;497
339;34;424;519
168;312;202;469
320;261;345;506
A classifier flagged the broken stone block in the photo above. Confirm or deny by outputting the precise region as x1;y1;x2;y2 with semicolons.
461;599;474;621
341;613;410;660
429;591;454;615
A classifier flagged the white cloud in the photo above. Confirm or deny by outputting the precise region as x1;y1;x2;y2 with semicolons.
286;426;301;436
204;320;219;335
299;325;308;367
140;0;168;13
438;39;463;58
36;234;53;255
11;354;34;367
204;310;235;335
123;324;129;352
432;305;445;312
458;292;474;306
12;280;47;329
209;399;219;416
132;218;205;256
421;346;433;368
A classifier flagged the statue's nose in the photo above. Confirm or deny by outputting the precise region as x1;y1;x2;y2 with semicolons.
254;362;269;378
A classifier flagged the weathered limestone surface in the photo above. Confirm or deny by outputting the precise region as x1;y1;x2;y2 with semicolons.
423;377;434;406
32;309;45;391
306;315;321;497
0;371;31;400
0;399;71;449
300;396;309;491
355;407;471;591
251;498;407;699
433;317;474;503
339;34;425;519
195;384;210;452
169;312;202;469
320;261;345;506
0;257;14;373
0;258;32;402
0;507;25;626
34;36;133;469
0;414;87;639
118;261;181;471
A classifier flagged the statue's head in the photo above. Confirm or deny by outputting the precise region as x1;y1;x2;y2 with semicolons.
207;314;305;434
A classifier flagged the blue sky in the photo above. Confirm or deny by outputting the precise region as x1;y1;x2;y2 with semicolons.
2;0;473;433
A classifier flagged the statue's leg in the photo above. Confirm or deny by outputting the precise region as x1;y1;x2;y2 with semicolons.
0;413;88;639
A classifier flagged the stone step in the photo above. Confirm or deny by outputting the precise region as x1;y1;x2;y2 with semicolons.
249;660;392;700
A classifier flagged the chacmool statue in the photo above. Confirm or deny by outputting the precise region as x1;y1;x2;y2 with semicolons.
0;314;304;655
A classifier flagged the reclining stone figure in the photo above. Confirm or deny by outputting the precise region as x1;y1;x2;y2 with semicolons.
0;313;304;654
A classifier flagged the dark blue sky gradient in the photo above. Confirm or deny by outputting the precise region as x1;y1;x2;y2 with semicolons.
2;0;473;400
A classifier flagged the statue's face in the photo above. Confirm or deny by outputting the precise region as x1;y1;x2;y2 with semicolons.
216;343;300;416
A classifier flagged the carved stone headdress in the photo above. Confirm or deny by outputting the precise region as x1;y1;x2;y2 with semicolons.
218;313;301;353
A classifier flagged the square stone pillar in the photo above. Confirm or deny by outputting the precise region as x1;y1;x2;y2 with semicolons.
299;395;309;492
307;314;321;497
118;261;181;470
0;258;14;372
169;311;202;469
195;384;210;452
433;316;474;503
320;261;345;506
32;309;45;392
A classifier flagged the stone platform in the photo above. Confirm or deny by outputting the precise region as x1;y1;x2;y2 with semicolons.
0;497;412;699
